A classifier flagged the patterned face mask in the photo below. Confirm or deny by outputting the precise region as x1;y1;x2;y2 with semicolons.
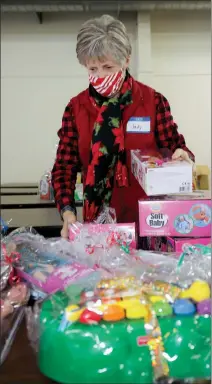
89;69;125;98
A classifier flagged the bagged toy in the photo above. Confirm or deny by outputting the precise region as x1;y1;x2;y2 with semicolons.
39;170;54;200
69;206;137;257
2;227;97;297
26;244;211;383
39;144;58;201
0;245;29;365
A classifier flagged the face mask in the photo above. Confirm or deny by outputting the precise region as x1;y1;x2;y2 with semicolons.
89;69;125;97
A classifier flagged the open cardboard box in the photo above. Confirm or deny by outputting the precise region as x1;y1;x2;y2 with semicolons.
195;165;210;190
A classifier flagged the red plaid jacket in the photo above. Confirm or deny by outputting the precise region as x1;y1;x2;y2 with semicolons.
52;91;194;215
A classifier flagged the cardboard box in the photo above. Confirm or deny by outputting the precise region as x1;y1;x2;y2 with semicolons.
131;150;192;196
196;165;210;190
142;236;211;253
138;191;211;237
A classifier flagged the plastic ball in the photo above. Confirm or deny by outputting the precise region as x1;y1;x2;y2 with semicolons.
153;302;173;317
126;304;148;319
197;299;211;315
103;305;125;322
66;305;83;322
149;295;166;304
173;299;196;316
180;281;210;303
79;308;102;324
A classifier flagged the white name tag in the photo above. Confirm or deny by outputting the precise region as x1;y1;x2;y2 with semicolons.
126;117;151;133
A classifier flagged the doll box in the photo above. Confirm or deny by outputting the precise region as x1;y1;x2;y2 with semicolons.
142;236;211;253
138;192;211;237
17;262;95;295
167;236;211;252
131;150;192;196
14;244;95;295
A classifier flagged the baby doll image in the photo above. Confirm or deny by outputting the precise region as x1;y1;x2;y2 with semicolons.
118;230;132;247
175;215;193;234
190;204;211;228
29;263;55;283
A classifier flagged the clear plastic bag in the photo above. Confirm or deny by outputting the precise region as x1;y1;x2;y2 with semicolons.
39;144;59;201
69;220;211;286
68;206;118;242
94;205;117;224
26;244;211;383
0;246;29;365
68;205;137;264
135;245;211;288
2;227;97;297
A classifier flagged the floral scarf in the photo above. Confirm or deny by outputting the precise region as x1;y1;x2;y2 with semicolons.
83;72;133;222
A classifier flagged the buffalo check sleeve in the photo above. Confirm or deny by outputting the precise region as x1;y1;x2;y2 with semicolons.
154;92;195;162
51;101;81;215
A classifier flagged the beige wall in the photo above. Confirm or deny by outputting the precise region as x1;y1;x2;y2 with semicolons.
1;10;211;183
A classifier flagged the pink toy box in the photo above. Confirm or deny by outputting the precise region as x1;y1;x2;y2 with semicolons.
69;223;136;249
139;192;211;237
166;236;211;252
17;262;94;295
142;236;211;253
131;150;192;196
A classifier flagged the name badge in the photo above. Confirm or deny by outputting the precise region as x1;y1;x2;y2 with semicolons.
126;117;150;133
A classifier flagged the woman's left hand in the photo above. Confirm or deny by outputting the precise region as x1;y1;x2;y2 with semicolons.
172;148;196;176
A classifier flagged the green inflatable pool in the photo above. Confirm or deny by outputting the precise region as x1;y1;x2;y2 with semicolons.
38;289;211;384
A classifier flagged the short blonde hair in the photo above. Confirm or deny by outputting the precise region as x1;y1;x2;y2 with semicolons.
76;14;132;66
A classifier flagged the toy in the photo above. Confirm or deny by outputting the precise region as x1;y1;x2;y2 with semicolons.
0;254;29;365
139;192;211;237
179;280;211;302
69;222;136;249
0;282;28;319
37;276;211;383
131;150;192;196
197;299;211;315
15;246;95;295
39;171;54;200
2;232;96;296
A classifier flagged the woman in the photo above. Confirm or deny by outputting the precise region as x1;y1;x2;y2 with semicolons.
51;14;195;238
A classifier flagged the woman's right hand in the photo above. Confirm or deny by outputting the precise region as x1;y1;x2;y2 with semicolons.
61;211;77;238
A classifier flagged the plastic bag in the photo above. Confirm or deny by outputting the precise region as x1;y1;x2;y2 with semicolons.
135;245;211;288
69;220;136;251
39;143;61;201
2;227;98;297
94;205;117;224
69;219;211;286
0;245;29;365
26;243;211;384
